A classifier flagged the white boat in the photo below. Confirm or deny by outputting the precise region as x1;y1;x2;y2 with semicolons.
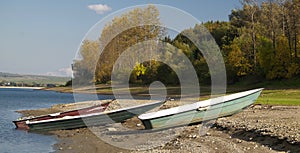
138;88;263;129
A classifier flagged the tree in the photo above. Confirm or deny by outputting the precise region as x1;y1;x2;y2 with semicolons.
73;40;100;84
257;36;274;77
260;1;281;50
227;39;252;77
133;62;147;80
72;5;165;84
95;5;164;83
204;21;239;47
290;0;300;60
267;35;291;79
242;1;260;69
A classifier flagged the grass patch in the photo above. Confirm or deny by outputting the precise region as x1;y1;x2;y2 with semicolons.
47;80;300;106
256;89;300;106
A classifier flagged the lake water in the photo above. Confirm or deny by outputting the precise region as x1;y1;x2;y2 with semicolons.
0;88;112;153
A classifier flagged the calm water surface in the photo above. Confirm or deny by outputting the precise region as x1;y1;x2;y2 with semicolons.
0;88;112;153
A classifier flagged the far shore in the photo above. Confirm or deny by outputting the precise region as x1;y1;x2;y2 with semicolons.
0;86;44;89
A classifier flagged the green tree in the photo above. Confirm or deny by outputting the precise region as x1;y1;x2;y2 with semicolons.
267;35;291;79
204;21;239;47
257;36;274;77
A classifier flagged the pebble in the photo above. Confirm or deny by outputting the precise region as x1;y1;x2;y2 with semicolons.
107;127;117;132
253;105;262;109
215;106;300;145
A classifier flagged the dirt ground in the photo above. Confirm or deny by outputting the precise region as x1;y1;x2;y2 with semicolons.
17;100;300;153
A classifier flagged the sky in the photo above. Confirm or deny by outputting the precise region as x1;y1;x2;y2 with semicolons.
0;0;241;77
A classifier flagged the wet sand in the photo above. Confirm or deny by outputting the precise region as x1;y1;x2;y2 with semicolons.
17;100;300;153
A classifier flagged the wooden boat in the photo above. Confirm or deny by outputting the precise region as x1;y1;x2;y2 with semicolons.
27;101;164;131
138;88;263;129
13;101;111;130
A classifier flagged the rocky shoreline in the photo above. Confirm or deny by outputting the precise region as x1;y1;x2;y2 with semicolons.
16;100;300;153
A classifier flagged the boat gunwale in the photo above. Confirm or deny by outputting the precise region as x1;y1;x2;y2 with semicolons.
27;100;164;124
12;101;111;123
138;88;263;120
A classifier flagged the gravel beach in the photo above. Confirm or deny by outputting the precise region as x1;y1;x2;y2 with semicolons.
17;100;300;153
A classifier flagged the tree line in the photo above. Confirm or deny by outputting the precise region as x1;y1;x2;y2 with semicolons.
73;1;300;86
219;0;300;83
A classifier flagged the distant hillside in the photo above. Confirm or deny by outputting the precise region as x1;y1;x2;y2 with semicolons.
0;72;70;85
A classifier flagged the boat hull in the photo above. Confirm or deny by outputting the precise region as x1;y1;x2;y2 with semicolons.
13;102;110;130
139;89;263;129
27;101;164;131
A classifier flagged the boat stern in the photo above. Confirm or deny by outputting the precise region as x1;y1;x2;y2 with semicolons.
13;120;30;130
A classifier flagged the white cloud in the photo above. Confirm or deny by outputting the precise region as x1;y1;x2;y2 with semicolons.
88;4;112;14
45;67;73;77
58;67;73;77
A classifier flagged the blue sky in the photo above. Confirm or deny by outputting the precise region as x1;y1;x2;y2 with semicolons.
0;0;241;76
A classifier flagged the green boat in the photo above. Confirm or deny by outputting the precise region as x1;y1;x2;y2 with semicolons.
27;101;164;131
138;88;263;129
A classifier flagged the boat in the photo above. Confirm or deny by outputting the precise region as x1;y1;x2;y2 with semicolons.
138;88;263;129
26;100;164;131
13;100;112;130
